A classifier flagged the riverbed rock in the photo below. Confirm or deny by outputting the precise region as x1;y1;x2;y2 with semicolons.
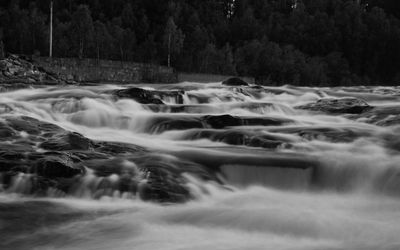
147;114;292;133
34;154;85;178
40;132;92;151
353;106;400;126
0;115;205;203
296;97;372;114
205;114;291;129
5;115;63;135
114;87;164;104
183;129;290;149
222;77;249;86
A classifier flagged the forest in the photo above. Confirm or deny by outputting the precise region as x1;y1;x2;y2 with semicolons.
0;0;400;85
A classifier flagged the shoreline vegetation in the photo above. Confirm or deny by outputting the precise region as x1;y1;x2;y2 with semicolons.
0;1;400;86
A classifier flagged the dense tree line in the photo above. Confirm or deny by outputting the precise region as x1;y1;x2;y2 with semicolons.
0;0;400;85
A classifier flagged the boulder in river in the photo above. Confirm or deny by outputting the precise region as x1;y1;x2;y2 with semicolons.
204;114;291;129
222;77;249;86
40;132;92;151
34;154;85;178
296;97;372;114
352;105;400;126
114;87;164;104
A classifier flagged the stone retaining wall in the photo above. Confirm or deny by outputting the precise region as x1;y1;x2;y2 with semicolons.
33;57;177;83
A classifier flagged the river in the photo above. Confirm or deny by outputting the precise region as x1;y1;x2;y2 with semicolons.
1;82;400;250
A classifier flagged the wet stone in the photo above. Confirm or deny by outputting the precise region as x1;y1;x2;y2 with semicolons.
34;154;85;178
114;87;164;104
296;97;372;114
40;132;92;151
222;77;249;86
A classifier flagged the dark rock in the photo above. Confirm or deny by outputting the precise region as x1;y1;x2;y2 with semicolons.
137;161;190;203
146;114;292;133
0;123;15;138
0;104;12;114
205;114;242;128
34;154;84;178
222;77;249;86
153;90;185;104
353;106;400;126
296;97;372;114
93;141;146;155
269;126;372;143
148;117;204;133
205;114;290;129
40;132;92;151
5;116;63;135
184;129;288;149
84;158;139;177
0;115;207;203
114;87;164;104
0;55;62;84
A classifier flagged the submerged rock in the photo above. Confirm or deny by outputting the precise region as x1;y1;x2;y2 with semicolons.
296;97;372;114
222;77;249;86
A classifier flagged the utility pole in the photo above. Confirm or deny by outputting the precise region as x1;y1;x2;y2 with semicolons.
49;0;53;58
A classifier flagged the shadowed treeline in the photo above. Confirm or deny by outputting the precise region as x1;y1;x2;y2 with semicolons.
0;0;399;85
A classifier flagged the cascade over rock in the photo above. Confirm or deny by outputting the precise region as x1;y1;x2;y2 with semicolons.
0;116;209;202
114;87;164;104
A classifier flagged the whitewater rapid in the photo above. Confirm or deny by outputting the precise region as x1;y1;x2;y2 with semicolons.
1;82;400;250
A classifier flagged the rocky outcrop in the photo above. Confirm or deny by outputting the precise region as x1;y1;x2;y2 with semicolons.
40;132;92;151
182;129;292;149
222;77;249;86
114;87;186;104
34;154;85;178
295;97;372;114
0;116;211;202
352;105;400;126
114;87;164;104
0;55;62;85
204;114;291;129
147;114;293;133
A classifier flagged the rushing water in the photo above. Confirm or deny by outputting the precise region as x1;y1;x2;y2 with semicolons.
1;82;400;250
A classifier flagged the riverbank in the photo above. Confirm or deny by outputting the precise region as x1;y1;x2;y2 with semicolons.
33;57;177;84
1;55;256;86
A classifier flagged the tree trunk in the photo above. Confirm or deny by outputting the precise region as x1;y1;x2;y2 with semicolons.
120;45;124;61
79;39;84;59
168;33;171;67
97;43;100;64
0;40;4;59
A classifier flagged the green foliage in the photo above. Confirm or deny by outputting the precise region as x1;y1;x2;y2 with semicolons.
0;0;400;85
